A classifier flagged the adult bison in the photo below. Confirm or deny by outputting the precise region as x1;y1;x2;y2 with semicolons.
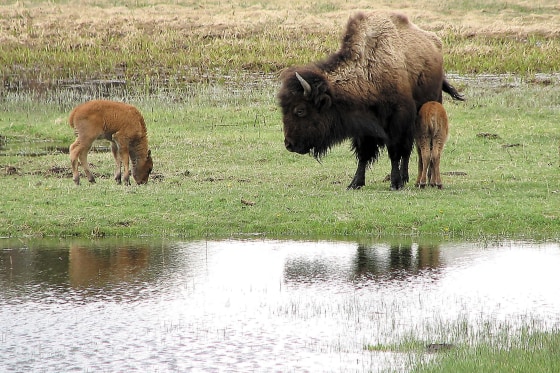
278;11;463;190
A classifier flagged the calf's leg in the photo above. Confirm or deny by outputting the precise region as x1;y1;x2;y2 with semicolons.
415;142;430;188
110;141;123;184
70;138;95;185
430;143;443;189
113;133;131;186
415;143;423;186
69;140;82;185
79;148;96;184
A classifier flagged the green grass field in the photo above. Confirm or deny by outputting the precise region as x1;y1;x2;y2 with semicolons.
0;77;558;240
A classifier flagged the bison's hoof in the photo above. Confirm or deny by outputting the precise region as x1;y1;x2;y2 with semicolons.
347;184;363;190
73;179;80;186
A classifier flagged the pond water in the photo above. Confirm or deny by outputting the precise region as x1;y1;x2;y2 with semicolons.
1;239;559;372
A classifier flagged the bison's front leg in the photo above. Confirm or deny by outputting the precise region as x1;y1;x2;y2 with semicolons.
389;158;403;190
347;160;368;190
388;140;413;191
347;137;381;190
400;152;411;185
387;106;415;190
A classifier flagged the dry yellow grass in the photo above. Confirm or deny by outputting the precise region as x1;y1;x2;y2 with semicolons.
2;0;560;83
2;0;560;46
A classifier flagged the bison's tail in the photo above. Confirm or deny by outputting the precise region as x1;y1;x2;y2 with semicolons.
443;78;465;101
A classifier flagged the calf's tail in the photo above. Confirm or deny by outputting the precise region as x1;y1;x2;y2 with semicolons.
442;78;465;101
68;107;76;129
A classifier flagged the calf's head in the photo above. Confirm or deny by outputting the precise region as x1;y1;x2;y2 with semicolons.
132;149;153;185
278;70;334;158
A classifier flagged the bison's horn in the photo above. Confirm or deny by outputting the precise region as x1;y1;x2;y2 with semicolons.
295;72;311;97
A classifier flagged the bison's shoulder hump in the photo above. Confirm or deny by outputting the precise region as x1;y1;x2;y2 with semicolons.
388;12;411;27
340;12;401;62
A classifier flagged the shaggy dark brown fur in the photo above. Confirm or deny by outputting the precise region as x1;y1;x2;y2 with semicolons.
68;100;153;185
414;101;449;189
278;11;463;190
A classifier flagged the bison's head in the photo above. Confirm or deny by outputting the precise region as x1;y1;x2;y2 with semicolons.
278;69;335;158
133;149;153;185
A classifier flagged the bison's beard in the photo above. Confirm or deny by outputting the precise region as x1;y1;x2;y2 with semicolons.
311;138;339;160
311;146;328;160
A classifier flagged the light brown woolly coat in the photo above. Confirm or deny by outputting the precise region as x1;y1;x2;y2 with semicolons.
68;100;153;185
414;101;449;188
323;11;444;108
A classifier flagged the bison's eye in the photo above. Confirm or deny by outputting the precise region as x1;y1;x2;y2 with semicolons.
294;105;307;118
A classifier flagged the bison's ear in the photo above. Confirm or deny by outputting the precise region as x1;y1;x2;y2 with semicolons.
316;94;332;112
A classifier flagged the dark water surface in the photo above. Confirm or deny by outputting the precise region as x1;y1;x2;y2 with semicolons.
1;239;559;372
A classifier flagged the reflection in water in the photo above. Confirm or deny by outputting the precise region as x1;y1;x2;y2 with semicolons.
284;243;443;286
1;239;559;372
353;243;442;281
68;245;149;288
0;241;160;303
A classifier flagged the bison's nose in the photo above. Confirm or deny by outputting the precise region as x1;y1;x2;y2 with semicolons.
284;139;294;152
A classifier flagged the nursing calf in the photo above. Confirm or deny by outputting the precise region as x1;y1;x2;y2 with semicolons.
69;100;153;185
414;101;449;189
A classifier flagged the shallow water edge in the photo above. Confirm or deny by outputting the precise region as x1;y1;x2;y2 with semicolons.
1;237;559;372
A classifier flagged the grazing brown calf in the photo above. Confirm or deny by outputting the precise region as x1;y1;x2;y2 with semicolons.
414;101;449;189
68;100;153;185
